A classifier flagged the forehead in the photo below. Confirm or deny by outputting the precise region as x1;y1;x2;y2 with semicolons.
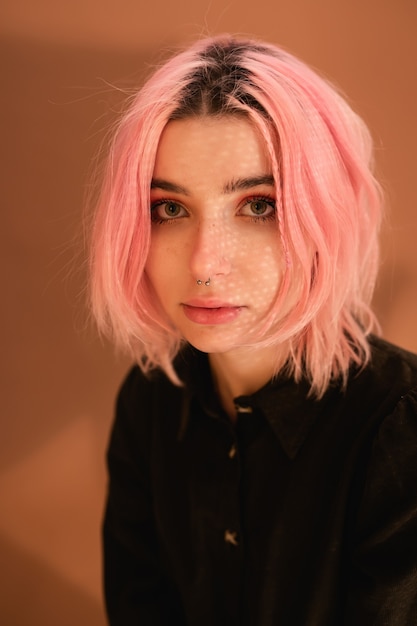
153;116;272;183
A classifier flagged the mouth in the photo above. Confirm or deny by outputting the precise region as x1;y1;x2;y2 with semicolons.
181;300;243;325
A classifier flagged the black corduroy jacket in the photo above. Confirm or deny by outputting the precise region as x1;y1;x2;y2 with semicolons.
103;337;417;625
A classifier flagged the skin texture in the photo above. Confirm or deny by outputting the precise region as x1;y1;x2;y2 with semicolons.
145;116;288;413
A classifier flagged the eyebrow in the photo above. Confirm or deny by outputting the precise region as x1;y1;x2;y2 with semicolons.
222;175;274;194
151;179;189;194
150;174;275;196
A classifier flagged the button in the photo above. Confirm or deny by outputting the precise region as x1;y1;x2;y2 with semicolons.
234;403;253;414
224;529;239;546
228;444;237;459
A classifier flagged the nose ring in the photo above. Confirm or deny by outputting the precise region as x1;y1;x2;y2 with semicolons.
197;278;211;286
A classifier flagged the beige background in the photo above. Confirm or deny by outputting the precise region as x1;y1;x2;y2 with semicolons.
1;1;416;624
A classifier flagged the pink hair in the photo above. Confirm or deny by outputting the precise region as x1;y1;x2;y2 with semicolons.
90;35;382;397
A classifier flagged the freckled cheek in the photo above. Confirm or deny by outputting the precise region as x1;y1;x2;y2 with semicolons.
229;246;283;302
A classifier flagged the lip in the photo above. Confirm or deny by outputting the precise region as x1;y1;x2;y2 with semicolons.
184;298;238;308
181;299;243;325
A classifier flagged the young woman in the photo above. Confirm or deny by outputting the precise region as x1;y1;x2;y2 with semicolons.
90;36;417;625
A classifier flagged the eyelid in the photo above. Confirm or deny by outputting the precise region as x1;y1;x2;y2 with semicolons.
238;194;276;214
240;193;276;204
150;198;189;223
150;193;277;223
150;197;183;207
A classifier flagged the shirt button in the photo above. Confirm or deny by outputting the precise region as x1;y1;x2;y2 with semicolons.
224;529;239;546
228;444;237;459
234;403;253;414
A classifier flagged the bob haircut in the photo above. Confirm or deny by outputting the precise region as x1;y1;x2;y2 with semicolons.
90;35;382;398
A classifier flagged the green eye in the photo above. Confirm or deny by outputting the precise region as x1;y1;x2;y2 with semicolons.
163;202;182;217
151;200;187;223
249;200;270;215
240;196;276;219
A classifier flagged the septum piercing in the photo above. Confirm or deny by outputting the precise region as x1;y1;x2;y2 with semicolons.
197;278;211;286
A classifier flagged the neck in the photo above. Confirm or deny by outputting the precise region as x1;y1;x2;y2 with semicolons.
208;344;288;421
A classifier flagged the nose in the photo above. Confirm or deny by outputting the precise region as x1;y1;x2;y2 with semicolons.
189;218;232;282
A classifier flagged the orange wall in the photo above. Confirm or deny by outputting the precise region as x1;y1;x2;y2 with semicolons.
1;1;416;624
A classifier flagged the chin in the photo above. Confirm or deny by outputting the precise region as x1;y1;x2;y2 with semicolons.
183;331;247;356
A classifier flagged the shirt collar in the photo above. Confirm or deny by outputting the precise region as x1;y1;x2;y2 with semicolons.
174;346;339;459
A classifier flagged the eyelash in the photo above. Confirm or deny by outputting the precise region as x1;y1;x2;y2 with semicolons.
243;196;276;222
150;199;186;225
150;195;276;225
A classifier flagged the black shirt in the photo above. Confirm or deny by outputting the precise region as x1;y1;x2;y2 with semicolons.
103;336;417;625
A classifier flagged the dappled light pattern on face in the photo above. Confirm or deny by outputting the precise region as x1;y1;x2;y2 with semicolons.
145;116;285;356
91;35;383;396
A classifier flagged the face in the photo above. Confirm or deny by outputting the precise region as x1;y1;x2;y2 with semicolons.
145;116;284;356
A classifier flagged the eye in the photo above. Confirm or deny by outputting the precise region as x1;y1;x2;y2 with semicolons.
151;200;187;223
239;196;276;219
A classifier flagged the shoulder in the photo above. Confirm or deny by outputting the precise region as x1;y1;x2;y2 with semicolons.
302;337;417;460
366;336;417;458
117;364;170;406
109;364;182;452
352;337;417;502
368;335;417;386
116;363;186;423
347;342;417;620
344;336;417;416
352;343;417;560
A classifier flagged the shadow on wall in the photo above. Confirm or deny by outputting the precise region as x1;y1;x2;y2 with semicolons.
0;36;143;625
0;532;106;626
1;35;148;470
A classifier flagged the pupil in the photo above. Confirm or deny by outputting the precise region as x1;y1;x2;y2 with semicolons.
166;203;178;216
252;201;265;214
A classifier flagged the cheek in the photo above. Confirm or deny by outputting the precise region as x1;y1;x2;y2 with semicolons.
144;243;165;293
145;239;184;297
248;243;284;283
146;235;171;271
254;247;285;306
229;246;284;309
